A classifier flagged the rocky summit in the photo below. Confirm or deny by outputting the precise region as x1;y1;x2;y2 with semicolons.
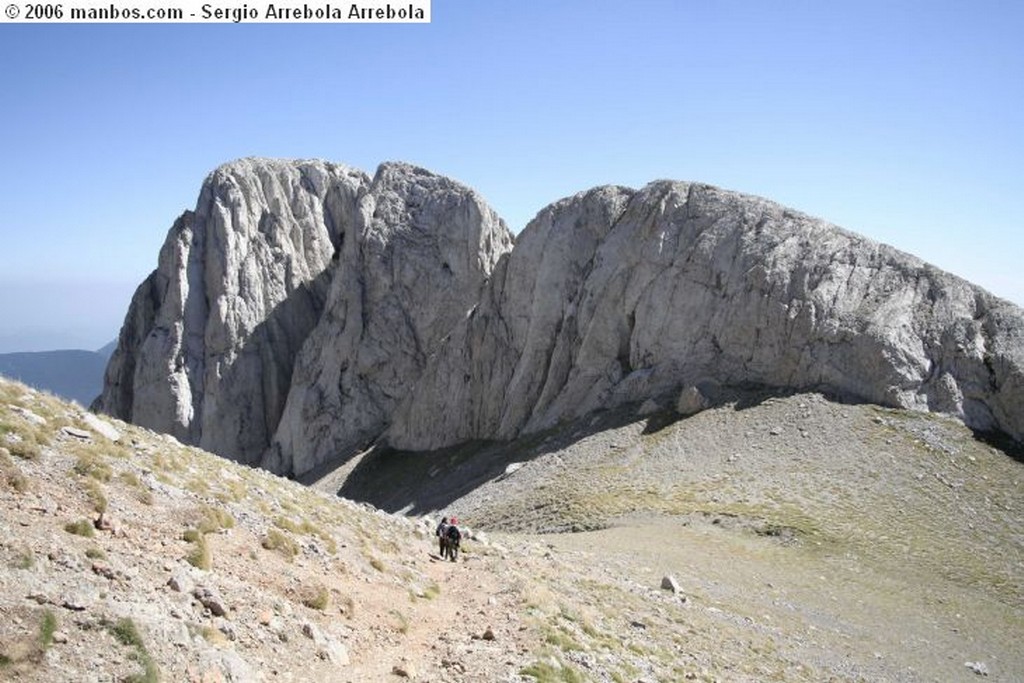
95;158;1024;477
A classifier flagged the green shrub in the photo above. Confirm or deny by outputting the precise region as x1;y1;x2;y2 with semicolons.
196;505;234;534
520;659;585;683
4;468;29;493
7;438;41;461
14;549;34;569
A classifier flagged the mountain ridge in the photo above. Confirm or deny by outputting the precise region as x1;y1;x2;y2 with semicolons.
0;342;115;406
94;158;1024;477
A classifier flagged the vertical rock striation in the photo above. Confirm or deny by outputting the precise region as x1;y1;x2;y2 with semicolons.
262;163;514;476
95;158;514;475
98;162;1024;478
385;181;1024;450
95;158;371;464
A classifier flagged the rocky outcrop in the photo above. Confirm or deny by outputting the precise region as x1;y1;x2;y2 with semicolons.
98;161;1024;477
385;181;1024;450
96;158;370;464
262;163;513;476
95;158;513;474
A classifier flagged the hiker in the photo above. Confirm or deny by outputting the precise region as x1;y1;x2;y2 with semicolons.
444;517;462;562
435;516;449;557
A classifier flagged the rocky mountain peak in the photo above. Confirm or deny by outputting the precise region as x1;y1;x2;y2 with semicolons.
96;159;1024;477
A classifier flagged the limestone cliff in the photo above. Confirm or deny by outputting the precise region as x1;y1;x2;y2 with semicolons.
385;181;1024;450
95;158;514;475
97;161;1024;477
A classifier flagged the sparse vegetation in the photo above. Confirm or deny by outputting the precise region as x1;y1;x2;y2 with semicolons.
262;528;299;559
83;478;108;513
388;609;410;634
521;658;585;683
1;376;1022;681
13;548;34;569
184;532;211;570
64;519;95;537
300;583;331;611
106;617;159;683
73;451;113;481
38;611;57;649
1;448;29;492
196;504;235;534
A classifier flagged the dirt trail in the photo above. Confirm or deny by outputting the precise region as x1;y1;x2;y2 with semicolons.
342;536;536;682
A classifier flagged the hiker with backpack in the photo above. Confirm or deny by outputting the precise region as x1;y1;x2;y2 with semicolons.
444;517;462;562
435;516;450;557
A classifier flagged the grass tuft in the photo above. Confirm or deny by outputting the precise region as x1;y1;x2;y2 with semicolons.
300;583;331;611
64;519;95;537
105;618;159;683
38;611;57;649
73;452;112;481
262;529;299;559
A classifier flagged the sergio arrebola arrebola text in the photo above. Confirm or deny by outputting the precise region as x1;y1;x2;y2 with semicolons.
201;1;426;21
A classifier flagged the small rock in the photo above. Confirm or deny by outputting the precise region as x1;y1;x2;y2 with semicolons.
965;661;989;676
676;386;708;416
168;569;195;594
323;639;349;665
51;630;68;644
193;586;228;617
12;406;47;426
661;575;682;594
482;627;496;641
81;413;122;442
392;661;417;678
62;427;92;440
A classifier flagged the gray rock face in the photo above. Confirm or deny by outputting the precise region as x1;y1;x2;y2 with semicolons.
96;158;371;464
386;181;1024;449
262;162;513;476
99;162;1024;477
96;158;513;475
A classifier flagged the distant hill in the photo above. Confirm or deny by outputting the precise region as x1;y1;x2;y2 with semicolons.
0;343;112;405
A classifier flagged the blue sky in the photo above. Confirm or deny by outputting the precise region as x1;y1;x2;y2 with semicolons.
1;0;1021;352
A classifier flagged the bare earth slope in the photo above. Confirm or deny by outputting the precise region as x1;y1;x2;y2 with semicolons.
330;389;1024;682
4;377;1023;682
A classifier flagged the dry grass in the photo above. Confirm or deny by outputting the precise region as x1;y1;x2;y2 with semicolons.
299;583;331;611
63;519;95;538
261;528;299;560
